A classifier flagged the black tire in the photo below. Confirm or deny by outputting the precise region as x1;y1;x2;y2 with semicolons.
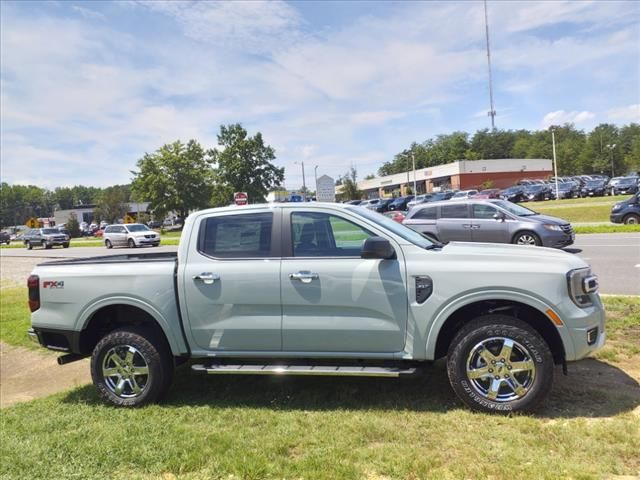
91;327;173;407
42;240;51;250
128;238;136;248
63;243;70;248
512;231;542;246
105;239;113;249
623;214;639;225
26;241;32;250
447;315;554;413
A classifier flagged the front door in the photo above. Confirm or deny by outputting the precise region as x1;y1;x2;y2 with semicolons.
182;210;282;351
470;203;510;243
280;209;408;353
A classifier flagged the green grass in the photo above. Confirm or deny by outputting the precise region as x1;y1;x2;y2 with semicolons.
0;286;34;349
1;294;639;479
574;224;640;234
528;195;631;223
0;236;180;249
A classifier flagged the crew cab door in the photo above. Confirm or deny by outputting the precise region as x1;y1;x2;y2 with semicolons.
280;208;408;353
437;203;472;242
181;209;282;352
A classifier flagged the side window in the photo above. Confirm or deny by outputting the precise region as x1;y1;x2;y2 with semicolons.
440;204;469;219
412;206;437;220
472;204;498;219
105;226;114;233
118;226;127;233
199;213;273;258
291;212;372;257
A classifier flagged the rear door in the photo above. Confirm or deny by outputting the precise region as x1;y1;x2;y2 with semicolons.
181;209;282;352
403;205;438;239
437;203;472;242
470;203;510;243
280;208;408;353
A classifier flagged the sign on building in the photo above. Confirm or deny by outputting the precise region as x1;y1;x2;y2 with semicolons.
124;215;136;224
234;192;248;206
316;175;335;202
25;217;39;228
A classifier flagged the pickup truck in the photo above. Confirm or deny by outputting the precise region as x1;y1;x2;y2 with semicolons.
27;203;605;412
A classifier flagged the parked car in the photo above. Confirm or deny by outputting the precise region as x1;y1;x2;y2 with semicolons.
403;199;574;248
28;202;604;412
23;228;70;249
0;231;11;245
373;198;394;213
450;190;478;200
610;192;640;224
387;195;414;211
103;223;160;248
522;184;551;201
552;182;580;200
345;200;362;205
474;188;501;199
147;220;162;229
430;191;455;201
362;199;381;210
500;186;526;203
613;177;639;196
580;179;607;197
383;210;407;223
406;194;430;209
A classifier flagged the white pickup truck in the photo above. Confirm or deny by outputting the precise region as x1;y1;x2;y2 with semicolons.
28;203;605;412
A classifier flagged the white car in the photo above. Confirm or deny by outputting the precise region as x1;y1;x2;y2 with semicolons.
451;189;478;199
103;223;160;249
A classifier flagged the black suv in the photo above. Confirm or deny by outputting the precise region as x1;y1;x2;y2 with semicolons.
387;195;414;211
581;179;607;197
23;228;70;249
613;177;639;196
610;193;640;224
0;231;10;245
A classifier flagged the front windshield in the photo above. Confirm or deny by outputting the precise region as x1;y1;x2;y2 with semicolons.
347;206;435;249
586;180;603;186
619;178;636;185
42;228;59;234
491;200;537;216
127;224;151;232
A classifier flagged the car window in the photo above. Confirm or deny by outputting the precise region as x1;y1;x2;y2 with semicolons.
412;206;437;220
199;212;273;258
440;204;469;219
472;204;498;219
118;226;127;233
291;212;372;257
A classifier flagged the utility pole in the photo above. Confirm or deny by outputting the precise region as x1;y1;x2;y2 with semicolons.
301;161;307;201
314;165;319;199
550;126;559;200
606;144;616;177
484;0;496;130
412;152;417;195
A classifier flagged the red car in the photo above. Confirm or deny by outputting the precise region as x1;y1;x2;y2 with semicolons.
474;188;501;199
383;210;406;223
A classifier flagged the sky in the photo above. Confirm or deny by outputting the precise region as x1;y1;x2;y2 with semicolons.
1;0;639;190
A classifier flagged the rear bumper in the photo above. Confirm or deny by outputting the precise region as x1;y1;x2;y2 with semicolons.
28;327;81;353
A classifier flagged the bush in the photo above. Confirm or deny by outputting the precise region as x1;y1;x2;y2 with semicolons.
66;214;81;238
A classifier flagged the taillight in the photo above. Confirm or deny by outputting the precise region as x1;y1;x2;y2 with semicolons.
27;275;40;312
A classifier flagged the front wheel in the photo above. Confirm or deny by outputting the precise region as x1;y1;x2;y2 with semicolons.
623;214;639;225
513;231;541;246
446;315;554;413
105;239;113;249
63;243;70;248
128;238;136;248
26;241;32;250
90;328;173;407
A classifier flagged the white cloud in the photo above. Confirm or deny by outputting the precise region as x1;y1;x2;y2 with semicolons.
606;104;640;123
71;5;106;21
542;110;596;128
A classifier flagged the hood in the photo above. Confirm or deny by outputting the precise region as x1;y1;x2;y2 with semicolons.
517;213;569;226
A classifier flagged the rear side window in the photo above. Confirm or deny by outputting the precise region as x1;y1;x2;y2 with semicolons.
291;212;372;257
105;226;114;233
199;213;273;258
412;206;437;220
441;204;469;219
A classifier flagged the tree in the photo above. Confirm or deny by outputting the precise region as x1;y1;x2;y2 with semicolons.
131;140;215;221
338;167;361;200
66;213;81;238
94;186;128;223
209;124;284;206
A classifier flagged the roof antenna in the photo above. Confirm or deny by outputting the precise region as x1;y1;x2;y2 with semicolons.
484;0;497;130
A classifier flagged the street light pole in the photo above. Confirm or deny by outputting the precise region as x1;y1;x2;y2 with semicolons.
550;126;559;200
606;144;616;177
412;152;417;195
301;161;307;201
314;165;319;199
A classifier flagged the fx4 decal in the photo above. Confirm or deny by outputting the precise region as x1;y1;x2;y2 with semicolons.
43;280;64;289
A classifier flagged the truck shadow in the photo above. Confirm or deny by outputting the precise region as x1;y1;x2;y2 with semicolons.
62;358;639;418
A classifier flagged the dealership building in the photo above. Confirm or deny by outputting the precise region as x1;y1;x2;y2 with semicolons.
350;158;553;199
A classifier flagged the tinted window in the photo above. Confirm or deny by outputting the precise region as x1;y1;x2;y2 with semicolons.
472;204;498;219
291;212;371;257
199;213;273;258
412;206;437;220
127;224;150;232
440;204;469;219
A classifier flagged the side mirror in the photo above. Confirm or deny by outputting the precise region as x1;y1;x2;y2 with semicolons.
493;212;506;222
361;236;396;260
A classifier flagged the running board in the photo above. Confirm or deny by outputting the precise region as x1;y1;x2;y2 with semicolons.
191;364;416;377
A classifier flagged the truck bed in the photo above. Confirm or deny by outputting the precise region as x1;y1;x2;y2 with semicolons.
38;251;178;266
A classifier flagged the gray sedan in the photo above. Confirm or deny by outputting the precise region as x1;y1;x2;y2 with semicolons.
402;199;574;248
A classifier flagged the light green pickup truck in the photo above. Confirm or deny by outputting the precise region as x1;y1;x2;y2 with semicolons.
28;203;605;412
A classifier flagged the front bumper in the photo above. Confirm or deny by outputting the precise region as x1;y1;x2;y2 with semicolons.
542;230;574;248
556;295;606;362
609;212;625;223
135;237;160;246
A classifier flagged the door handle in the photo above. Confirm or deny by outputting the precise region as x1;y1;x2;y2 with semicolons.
289;271;319;284
462;224;472;229
193;272;220;285
471;225;480;229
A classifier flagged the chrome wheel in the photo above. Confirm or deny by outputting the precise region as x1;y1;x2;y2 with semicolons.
466;337;536;403
515;234;537;245
102;345;150;398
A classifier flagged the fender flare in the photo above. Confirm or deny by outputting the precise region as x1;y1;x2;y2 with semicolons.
76;296;187;355
424;288;573;360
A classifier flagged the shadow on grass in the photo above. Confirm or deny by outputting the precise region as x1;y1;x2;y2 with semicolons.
62;358;639;418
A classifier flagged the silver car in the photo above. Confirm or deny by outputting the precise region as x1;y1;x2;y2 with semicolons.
403;199;574;248
103;223;160;249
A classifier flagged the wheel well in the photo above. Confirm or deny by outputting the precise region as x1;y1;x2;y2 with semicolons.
434;300;565;364
511;230;539;242
79;305;170;356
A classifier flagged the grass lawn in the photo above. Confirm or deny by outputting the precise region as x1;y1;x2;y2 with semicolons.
528;195;631;223
1;292;638;479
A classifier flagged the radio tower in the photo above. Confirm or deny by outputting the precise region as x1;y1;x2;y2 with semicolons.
484;0;496;130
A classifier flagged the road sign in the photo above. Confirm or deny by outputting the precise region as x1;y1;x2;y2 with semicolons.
234;192;248;205
25;217;39;228
124;215;136;224
316;175;336;202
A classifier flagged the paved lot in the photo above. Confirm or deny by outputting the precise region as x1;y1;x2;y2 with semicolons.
2;234;638;294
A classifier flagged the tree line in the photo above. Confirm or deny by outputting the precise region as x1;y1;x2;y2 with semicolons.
0;124;283;227
376;123;640;178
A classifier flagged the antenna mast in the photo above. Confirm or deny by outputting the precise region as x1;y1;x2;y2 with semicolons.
484;0;496;130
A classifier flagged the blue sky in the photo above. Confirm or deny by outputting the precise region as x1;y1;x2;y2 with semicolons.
1;0;639;190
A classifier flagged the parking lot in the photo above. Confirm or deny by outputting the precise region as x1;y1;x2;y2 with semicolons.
3;234;638;295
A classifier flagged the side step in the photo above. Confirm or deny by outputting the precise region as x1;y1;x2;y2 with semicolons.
191;364;416;377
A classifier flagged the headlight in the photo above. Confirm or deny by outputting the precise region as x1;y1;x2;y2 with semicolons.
543;224;562;231
567;268;598;308
612;204;622;211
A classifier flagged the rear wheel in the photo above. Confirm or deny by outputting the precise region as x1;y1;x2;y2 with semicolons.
105;239;113;249
513;231;541;246
446;315;554;413
128;238;136;248
623;214;639;225
26;241;32;250
90;327;173;407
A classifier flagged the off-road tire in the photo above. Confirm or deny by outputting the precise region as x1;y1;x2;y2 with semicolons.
446;315;554;413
